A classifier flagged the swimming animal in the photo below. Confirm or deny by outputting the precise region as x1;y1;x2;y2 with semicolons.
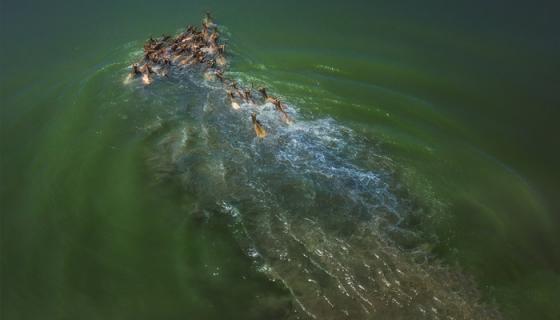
251;112;267;138
227;91;241;110
258;87;292;124
131;14;502;320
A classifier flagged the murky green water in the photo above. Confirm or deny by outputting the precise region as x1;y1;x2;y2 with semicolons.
1;1;559;319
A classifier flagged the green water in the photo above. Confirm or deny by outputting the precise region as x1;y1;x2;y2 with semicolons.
1;1;559;319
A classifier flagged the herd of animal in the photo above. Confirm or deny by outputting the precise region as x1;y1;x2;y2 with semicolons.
125;13;292;138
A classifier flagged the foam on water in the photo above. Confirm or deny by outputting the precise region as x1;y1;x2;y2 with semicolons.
127;33;501;319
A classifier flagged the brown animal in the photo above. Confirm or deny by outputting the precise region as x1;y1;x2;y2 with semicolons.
258;87;292;124
251;113;267;138
258;87;268;99
227;91;241;110
243;89;254;103
131;64;141;76
215;69;224;82
272;99;292;124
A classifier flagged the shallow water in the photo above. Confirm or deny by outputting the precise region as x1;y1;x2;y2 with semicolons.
1;1;559;319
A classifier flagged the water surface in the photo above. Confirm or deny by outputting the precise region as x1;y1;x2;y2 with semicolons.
1;1;559;319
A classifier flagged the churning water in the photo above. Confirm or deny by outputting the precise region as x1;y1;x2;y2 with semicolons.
2;2;559;319
127;28;500;318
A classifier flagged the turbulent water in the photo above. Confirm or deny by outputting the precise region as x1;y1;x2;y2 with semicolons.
2;1;560;320
120;27;500;318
